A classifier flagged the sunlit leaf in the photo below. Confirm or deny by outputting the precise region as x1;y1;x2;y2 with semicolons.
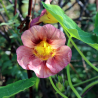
42;2;98;50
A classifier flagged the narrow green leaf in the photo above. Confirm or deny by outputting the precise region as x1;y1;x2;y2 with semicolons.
0;20;17;26
0;4;14;12
0;77;36;98
42;2;98;50
0;13;19;27
10;34;18;38
94;25;98;35
94;13;98;35
95;13;98;27
12;13;19;20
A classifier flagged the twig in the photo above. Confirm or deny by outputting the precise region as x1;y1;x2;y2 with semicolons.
9;0;24;21
0;30;10;42
76;0;89;19
65;2;76;11
61;0;69;8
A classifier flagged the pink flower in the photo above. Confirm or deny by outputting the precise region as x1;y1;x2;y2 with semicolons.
30;0;58;27
16;24;72;78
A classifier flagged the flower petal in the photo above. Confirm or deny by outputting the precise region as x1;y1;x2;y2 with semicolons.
46;46;72;73
49;39;66;49
43;24;66;48
43;24;66;40
29;25;47;43
21;30;35;48
28;60;56;78
30;24;66;47
16;46;35;69
30;16;41;26
30;9;46;27
40;10;58;24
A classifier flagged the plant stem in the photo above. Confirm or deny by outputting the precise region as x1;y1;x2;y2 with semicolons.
66;36;81;98
9;0;24;21
73;76;98;87
81;81;98;96
63;27;98;72
67;35;72;46
26;0;33;98
70;39;98;72
49;76;68;98
67;64;81;98
0;0;10;19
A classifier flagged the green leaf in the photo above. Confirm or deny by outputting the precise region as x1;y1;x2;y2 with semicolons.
42;2;98;50
0;77;36;98
95;13;98;27
94;13;98;35
12;13;19;20
56;82;65;92
0;20;17;26
87;4;96;11
10;34;18;38
0;4;14;12
94;25;98;35
0;13;19;27
22;0;29;4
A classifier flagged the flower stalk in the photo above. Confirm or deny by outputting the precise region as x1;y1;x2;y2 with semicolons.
26;0;33;98
73;75;98;87
49;76;68;98
63;27;98;72
81;81;98;97
67;36;81;98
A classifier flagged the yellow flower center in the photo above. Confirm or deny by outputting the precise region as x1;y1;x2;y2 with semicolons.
33;41;55;60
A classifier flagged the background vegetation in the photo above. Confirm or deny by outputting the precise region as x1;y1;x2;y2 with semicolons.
0;0;98;98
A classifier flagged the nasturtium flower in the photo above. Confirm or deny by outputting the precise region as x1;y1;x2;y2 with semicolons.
16;24;72;78
30;0;58;26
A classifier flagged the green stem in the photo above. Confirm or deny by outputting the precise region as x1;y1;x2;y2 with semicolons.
63;27;98;72
81;81;98;96
73;76;98;87
67;65;81;98
0;0;10;19
66;36;81;98
49;76;68;98
67;35;72;46
70;39;98;72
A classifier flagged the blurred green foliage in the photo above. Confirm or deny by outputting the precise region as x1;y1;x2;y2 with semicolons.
0;0;98;98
